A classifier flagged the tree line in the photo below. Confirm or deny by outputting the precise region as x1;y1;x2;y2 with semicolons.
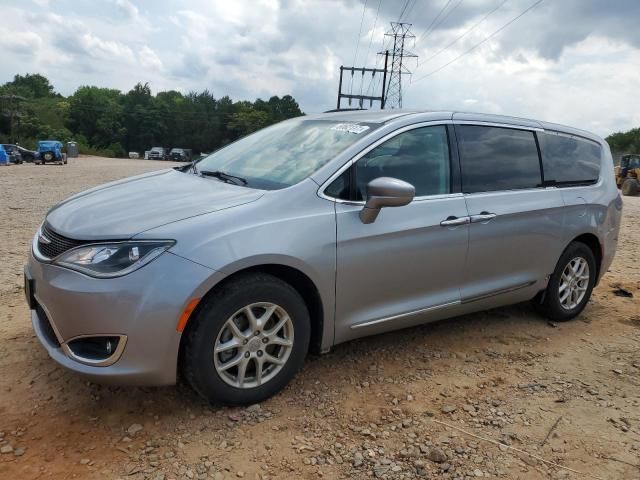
605;127;640;156
4;73;640;159
0;73;304;157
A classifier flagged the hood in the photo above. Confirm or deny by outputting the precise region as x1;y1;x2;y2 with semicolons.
46;169;263;240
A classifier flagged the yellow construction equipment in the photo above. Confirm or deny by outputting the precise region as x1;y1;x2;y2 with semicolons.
615;154;640;196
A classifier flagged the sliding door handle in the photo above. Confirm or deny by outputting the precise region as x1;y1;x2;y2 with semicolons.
440;216;470;227
470;212;497;223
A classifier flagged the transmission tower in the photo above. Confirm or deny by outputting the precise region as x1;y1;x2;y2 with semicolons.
380;22;417;109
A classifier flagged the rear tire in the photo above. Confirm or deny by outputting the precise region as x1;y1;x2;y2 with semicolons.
534;242;597;321
182;273;310;405
621;178;638;196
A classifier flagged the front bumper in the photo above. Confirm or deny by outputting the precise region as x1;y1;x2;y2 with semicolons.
26;250;221;386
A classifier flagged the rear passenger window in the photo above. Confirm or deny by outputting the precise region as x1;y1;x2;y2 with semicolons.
456;125;542;193
542;133;601;185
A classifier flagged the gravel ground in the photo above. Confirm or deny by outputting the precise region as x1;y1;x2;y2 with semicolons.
0;157;639;480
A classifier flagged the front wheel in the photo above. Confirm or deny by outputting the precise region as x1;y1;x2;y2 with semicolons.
622;178;638;196
534;242;597;321
182;273;310;405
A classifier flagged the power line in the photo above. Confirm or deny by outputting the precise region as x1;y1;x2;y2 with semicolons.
415;0;508;69
363;0;383;67
350;0;369;95
411;0;544;84
360;0;384;99
414;0;453;44
400;0;419;22
398;0;412;21
417;0;464;45
365;35;388;98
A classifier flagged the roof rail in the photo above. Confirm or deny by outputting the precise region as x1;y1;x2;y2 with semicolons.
323;108;368;113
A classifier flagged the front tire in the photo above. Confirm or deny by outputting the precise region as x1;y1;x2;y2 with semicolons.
535;242;597;321
182;273;310;405
621;178;638;196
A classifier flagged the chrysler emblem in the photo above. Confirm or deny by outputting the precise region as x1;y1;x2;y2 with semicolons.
38;229;52;245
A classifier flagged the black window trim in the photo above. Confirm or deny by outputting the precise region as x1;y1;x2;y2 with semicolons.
319;121;458;203
540;129;602;188
454;122;545;195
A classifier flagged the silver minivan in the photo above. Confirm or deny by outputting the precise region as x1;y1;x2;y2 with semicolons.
25;110;622;404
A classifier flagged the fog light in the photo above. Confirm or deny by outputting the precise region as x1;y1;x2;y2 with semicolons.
64;335;127;366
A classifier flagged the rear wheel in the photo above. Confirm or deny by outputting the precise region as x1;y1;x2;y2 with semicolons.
182;273;310;405
621;178;638;196
534;242;597;321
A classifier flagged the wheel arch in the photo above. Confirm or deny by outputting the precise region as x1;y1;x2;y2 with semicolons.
178;262;327;372
569;233;603;282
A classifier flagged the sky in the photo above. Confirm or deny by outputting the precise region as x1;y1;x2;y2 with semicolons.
1;0;640;137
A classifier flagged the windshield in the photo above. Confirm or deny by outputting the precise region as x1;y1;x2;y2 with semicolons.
196;118;378;190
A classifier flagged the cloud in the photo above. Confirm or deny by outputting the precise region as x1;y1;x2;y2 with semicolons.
1;0;640;135
0;31;43;56
139;46;163;70
114;0;139;20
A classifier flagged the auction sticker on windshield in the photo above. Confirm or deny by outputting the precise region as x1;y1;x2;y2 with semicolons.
331;123;370;134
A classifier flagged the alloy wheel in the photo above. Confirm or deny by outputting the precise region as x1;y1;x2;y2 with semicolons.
213;302;294;388
558;257;590;310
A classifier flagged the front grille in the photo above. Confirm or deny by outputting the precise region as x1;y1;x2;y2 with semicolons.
38;223;87;259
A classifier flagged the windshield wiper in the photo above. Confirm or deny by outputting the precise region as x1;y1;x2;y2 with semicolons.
199;170;248;186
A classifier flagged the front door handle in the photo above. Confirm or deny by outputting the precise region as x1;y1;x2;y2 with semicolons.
440;216;470;227
470;212;497;223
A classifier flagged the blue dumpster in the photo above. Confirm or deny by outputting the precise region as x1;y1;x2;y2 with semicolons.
0;144;8;166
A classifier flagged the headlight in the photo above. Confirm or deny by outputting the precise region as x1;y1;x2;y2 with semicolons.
54;241;175;278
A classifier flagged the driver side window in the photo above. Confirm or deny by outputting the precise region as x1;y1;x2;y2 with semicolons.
354;125;451;200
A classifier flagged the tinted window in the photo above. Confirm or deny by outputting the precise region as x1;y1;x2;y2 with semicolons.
457;125;541;193
324;168;351;200
626;156;640;169
542;133;601;185
354;125;450;200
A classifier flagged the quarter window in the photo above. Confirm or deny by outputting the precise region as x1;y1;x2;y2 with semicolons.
542;132;601;185
354;125;451;200
457;125;542;193
324;168;351;200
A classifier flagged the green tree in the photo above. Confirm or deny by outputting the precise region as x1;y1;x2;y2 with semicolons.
606;128;640;154
1;72;305;156
66;86;124;148
4;73;55;98
228;103;270;138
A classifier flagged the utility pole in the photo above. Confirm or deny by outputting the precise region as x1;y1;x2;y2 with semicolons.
335;51;389;110
382;22;417;109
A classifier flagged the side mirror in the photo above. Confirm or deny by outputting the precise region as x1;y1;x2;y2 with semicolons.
359;177;415;224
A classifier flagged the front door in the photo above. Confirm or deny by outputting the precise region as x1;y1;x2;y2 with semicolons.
330;124;470;343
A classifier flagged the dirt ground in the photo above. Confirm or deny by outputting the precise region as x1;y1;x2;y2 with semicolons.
0;157;638;480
